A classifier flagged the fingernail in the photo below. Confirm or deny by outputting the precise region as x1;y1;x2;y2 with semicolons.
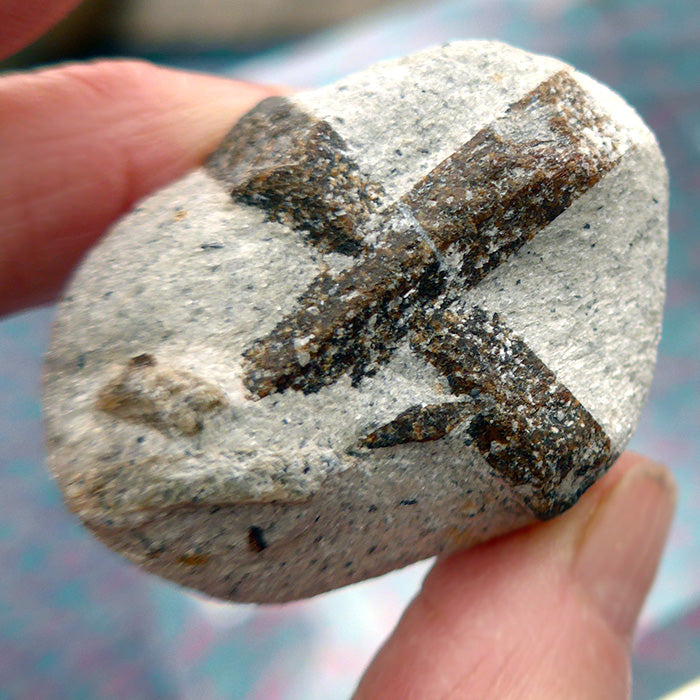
573;461;676;641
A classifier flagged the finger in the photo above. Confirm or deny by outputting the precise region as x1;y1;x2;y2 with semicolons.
354;453;676;700
0;0;83;60
0;59;279;316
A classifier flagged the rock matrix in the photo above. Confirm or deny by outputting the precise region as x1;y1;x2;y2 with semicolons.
43;41;668;602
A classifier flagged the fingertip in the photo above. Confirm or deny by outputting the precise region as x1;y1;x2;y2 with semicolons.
0;0;83;60
572;456;675;642
354;453;674;699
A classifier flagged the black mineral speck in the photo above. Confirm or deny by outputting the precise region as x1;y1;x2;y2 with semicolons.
247;526;268;552
129;353;155;368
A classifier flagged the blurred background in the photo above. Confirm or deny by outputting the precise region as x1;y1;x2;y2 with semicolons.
1;0;699;698
1;0;421;70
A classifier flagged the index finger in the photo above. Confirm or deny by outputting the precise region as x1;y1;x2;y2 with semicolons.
0;0;82;61
0;59;279;316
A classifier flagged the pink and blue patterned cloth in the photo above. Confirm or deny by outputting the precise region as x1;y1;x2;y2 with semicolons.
1;0;698;697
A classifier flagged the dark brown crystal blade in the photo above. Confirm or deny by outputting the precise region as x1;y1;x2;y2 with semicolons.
360;401;473;448
206;96;383;255
402;70;627;286
242;210;442;397
410;307;615;518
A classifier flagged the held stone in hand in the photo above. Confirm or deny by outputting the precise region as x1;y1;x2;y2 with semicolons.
43;41;668;602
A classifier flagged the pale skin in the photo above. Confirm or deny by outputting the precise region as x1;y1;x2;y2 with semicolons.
0;3;677;697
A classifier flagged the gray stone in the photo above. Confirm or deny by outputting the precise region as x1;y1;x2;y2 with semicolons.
42;41;668;603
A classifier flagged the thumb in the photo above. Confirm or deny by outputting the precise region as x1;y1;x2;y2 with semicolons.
354;453;676;700
0;60;279;315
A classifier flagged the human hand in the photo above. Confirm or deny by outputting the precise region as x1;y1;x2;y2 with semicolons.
354;452;675;699
0;0;278;316
1;5;676;699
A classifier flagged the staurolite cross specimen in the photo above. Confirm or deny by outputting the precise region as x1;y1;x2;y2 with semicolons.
43;41;668;603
